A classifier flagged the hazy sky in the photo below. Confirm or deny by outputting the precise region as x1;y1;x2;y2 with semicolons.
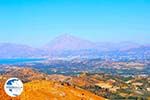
0;0;150;47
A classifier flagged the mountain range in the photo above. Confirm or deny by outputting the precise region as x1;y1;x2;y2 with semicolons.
0;34;149;58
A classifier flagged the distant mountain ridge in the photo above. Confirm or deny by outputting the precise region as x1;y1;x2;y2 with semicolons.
0;43;45;58
0;34;149;58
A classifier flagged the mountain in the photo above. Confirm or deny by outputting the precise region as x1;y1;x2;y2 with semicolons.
43;34;147;57
0;43;45;58
44;34;95;51
44;34;143;52
0;34;149;58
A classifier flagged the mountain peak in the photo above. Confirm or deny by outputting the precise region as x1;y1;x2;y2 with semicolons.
45;34;94;51
54;34;79;42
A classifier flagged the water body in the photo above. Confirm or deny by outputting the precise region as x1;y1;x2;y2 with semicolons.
0;58;46;64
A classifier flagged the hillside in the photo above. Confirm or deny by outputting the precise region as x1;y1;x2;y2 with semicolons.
0;67;106;100
2;67;47;82
19;80;105;100
0;79;105;100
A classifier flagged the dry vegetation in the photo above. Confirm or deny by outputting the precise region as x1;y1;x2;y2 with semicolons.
0;79;105;100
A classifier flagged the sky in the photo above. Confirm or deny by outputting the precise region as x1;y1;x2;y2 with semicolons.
0;0;150;47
